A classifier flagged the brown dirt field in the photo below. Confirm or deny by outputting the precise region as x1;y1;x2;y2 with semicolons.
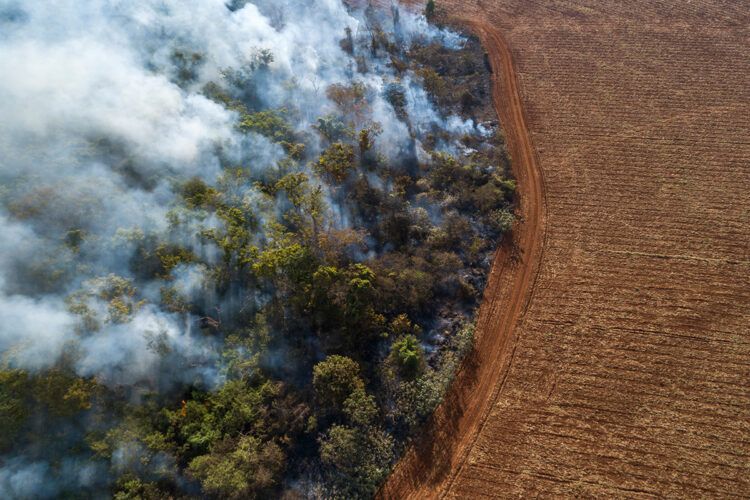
382;0;750;497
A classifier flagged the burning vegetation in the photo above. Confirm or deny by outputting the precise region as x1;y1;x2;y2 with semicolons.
0;0;513;497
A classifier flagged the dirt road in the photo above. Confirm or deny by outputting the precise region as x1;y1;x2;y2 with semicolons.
383;0;750;497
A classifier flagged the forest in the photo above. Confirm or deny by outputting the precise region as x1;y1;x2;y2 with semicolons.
0;1;513;498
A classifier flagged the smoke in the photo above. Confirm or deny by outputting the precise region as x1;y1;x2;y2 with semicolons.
0;456;107;499
0;459;58;499
0;0;463;374
0;214;74;370
0;0;477;495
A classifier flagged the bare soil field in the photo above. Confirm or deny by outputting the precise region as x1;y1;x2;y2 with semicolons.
383;0;750;497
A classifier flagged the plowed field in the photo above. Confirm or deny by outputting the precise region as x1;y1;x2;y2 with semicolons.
383;0;750;497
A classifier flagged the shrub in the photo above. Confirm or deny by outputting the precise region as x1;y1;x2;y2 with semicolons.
389;335;425;380
488;208;516;233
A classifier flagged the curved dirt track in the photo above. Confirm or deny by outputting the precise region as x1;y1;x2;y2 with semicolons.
384;0;750;497
379;9;548;500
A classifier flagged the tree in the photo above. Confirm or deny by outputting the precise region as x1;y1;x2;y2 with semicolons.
316;114;348;143
188;435;284;499
343;388;377;427
326;82;367;121
425;0;436;20
34;370;98;417
172;379;280;457
417;67;446;101
314;142;356;183
253;239;311;283
388;314;422;338
275;172;309;208
340;27;354;55
357;122;382;156
306;264;383;351
181;177;218;209
312;355;364;412
384;83;407;119
0;370;29;450
345;264;376;316
308;265;346;330
239;109;294;144
113;476;171;500
318;423;394;498
373;255;434;315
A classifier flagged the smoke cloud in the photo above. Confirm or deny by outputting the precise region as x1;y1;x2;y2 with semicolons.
0;0;478;496
0;0;461;379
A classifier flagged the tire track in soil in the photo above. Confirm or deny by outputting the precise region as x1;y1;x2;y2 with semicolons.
378;15;548;500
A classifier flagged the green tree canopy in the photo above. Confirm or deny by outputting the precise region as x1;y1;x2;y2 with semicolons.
319;423;394;498
313;355;365;412
188;435;285;499
314;142;356;183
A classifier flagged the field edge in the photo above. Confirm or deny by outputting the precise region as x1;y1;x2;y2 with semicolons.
378;14;548;500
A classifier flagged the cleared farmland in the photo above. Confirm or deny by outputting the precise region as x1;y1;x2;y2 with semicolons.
383;0;750;497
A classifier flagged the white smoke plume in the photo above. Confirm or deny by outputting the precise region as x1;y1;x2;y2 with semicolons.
0;0;474;495
0;0;463;381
